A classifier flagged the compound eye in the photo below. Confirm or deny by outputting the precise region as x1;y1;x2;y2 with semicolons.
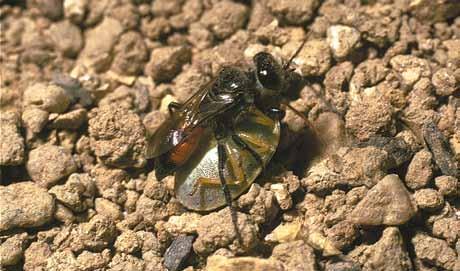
254;52;282;90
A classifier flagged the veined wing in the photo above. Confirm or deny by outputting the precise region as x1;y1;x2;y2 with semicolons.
146;79;238;159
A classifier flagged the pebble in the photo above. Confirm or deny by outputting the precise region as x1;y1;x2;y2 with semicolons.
350;174;417;226
144;46;191;82
21;107;49;136
26;144;77;187
23;83;71;113
27;0;63;20
434;175;458;197
0;182;55;231
48;173;95;212
48;20;83;57
193;208;259;255
283;39;332;76
432;68;457;96
63;0;87;24
79;17;123;72
345;96;394;141
88;106;147;168
95;198;123;221
24;241;53;271
0;111;24;166
76;250;111;271
205;255;284;271
0;233;28;266
405;149;433;190
327;25;361;59
164;235;195;271
412;232;457;270
422;122;458;177
265;0;320;25
432;217;460;246
49;108;87;130
114;230;141;254
349;227;413;271
414;189;445;210
271;240;317;271
390;55;431;87
200;1;249;40
164;213;202;236
111;31;148;76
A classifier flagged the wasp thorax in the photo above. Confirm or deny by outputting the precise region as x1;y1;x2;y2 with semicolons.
253;52;283;91
213;67;251;94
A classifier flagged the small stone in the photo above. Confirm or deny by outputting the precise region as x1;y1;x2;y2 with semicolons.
435;176;458;197
79;17;123;72
205;255;284;271
54;203;76;224
49;173;95;212
0;182;55;231
200;1;249;40
350;174;417;226
432;217;460;246
99;85;150;113
164;235;195;271
414;189;444;210
46;250;79;271
135;195;168;226
265;220;303;244
144;46;191;83
27;144;77;187
111;31;148;76
76;250;110;271
422;122;458;177
442;39;460;63
88;106;147;168
345;97;394;141
271;240;317;271
23;82;71;113
63;0;87;24
405;149;433;190
27;0;63;20
283;39;331;76
50;108;87;130
412;232;457;270
390;55;431;87
349;59;389;93
0;233;28;266
24;241;53;271
114;230;141;254
265;0;320;25
48;20;83;57
327;25;361;59
194;208;259;255
270;183;292;210
95;198;123;221
325;220;358;250
151;0;184;17
22;107;49;135
0;111;24;166
164;213;202;236
349;227;412;271
432;68;457;96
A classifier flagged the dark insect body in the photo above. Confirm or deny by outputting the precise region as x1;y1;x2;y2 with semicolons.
147;47;305;213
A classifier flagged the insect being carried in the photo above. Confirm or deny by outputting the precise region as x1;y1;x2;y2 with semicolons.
146;41;308;213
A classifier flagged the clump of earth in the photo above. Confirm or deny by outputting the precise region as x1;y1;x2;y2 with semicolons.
0;0;459;270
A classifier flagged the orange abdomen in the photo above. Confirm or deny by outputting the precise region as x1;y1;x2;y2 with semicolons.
168;127;204;166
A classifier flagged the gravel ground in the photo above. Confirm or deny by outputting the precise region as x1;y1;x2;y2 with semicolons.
1;0;459;270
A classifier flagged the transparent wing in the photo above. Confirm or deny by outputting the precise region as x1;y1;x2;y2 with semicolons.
146;80;237;158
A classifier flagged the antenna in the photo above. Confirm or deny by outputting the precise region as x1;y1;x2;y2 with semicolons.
283;31;309;70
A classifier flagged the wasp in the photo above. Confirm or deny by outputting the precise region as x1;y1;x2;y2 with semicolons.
147;41;309;215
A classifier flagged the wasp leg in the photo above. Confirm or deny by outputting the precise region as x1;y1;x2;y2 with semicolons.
217;142;241;242
168;102;182;115
232;134;264;169
237;132;273;153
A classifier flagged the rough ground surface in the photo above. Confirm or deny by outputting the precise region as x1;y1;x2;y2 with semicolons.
0;0;459;270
